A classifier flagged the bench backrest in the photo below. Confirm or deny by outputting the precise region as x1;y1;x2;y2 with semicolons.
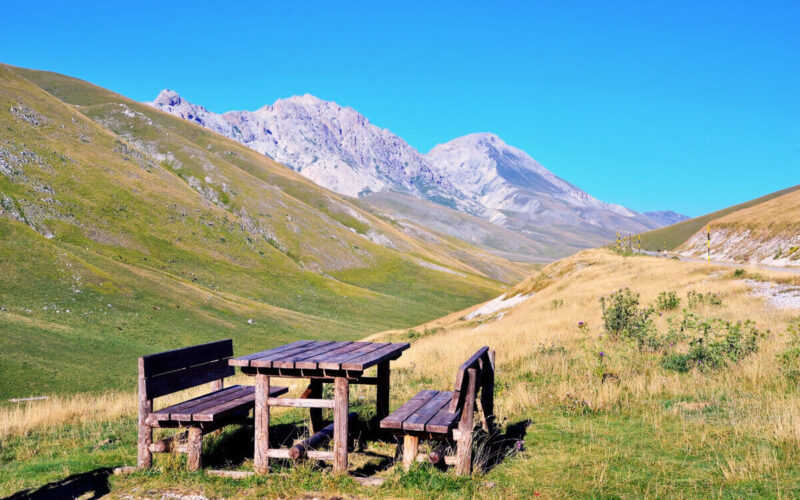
449;346;494;413
139;339;235;400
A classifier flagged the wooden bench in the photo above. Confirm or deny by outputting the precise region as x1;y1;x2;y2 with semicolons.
380;346;495;475
137;339;288;471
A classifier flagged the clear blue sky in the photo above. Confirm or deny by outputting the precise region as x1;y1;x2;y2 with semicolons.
2;1;797;216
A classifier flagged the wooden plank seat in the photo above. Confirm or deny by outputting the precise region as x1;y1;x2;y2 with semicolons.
380;347;495;475
137;339;287;471
148;384;288;423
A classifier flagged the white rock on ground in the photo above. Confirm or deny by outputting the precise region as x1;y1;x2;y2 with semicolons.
744;279;800;309
464;292;535;320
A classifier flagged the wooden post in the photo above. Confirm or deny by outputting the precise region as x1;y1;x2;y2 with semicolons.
377;360;390;421
480;350;495;433
290;412;357;459
187;426;203;471
333;376;349;474
137;359;153;469
456;368;477;476
254;373;271;474
403;435;419;470
308;379;324;433
428;444;447;465
210;378;223;392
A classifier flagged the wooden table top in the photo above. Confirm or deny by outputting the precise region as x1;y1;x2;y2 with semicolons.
230;340;410;372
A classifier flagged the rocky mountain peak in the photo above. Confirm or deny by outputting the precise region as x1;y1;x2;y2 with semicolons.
153;89;182;107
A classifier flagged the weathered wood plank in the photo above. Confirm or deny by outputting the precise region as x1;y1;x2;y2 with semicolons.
145;360;234;399
425;397;461;434
380;390;437;430
480;350;495;433
265;397;333;409
449;346;489;412
249;341;336;368
316;342;387;370
273;342;351;369
193;386;289;422
228;340;312;367
150;385;249;421
141;339;233;377
403;391;452;432
340;343;409;371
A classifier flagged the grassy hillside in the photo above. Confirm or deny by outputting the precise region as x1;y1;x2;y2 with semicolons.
2;250;798;497
0;64;527;398
639;184;800;251
678;188;800;265
363;191;570;262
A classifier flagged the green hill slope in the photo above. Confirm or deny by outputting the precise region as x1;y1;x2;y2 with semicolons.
639;184;800;251
0;65;522;398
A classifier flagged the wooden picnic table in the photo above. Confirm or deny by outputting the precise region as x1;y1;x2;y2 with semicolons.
230;340;409;474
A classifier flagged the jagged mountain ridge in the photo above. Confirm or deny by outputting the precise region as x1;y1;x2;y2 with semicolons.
150;90;477;212
149;90;685;253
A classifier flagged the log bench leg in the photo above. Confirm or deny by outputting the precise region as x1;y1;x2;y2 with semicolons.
455;368;477;476
403;435;419;471
254;373;271;474
137;367;153;469
187;427;203;471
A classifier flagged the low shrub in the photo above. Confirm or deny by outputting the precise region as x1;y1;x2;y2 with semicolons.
687;290;722;308
656;291;681;310
777;320;800;382
600;288;659;351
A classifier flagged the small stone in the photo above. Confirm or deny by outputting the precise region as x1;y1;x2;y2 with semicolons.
247;318;255;324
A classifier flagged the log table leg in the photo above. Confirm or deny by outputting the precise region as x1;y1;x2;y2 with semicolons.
376;360;390;421
308;379;324;433
254;373;271;474
333;376;349;474
137;360;153;469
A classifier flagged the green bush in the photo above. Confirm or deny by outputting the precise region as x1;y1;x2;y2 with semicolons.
687;290;722;308
661;318;766;373
656;291;681;311
600;288;659;350
734;269;746;278
777;321;800;382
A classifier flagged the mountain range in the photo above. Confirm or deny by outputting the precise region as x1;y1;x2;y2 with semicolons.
149;91;686;259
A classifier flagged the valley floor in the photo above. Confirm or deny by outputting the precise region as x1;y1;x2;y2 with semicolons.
2;249;800;499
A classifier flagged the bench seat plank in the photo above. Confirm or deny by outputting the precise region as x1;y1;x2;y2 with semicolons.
380;390;438;430
150;385;288;423
403;391;453;432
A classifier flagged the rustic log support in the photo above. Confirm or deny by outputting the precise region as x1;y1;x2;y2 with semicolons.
428;444;448;465
455;368;477;476
148;431;188;453
290;412;357;459
266;448;335;460
137;359;153;469
254;373;270;474
377;360;390;421
403;435;419;470
480;350;495;433
266;397;334;408
333;377;349;474
303;380;324;433
187;427;203;471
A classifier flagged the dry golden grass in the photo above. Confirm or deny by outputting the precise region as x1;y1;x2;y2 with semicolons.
376;249;800;445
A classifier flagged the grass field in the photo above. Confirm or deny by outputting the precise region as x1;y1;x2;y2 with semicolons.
638;184;800;251
0;64;538;399
2;249;798;498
